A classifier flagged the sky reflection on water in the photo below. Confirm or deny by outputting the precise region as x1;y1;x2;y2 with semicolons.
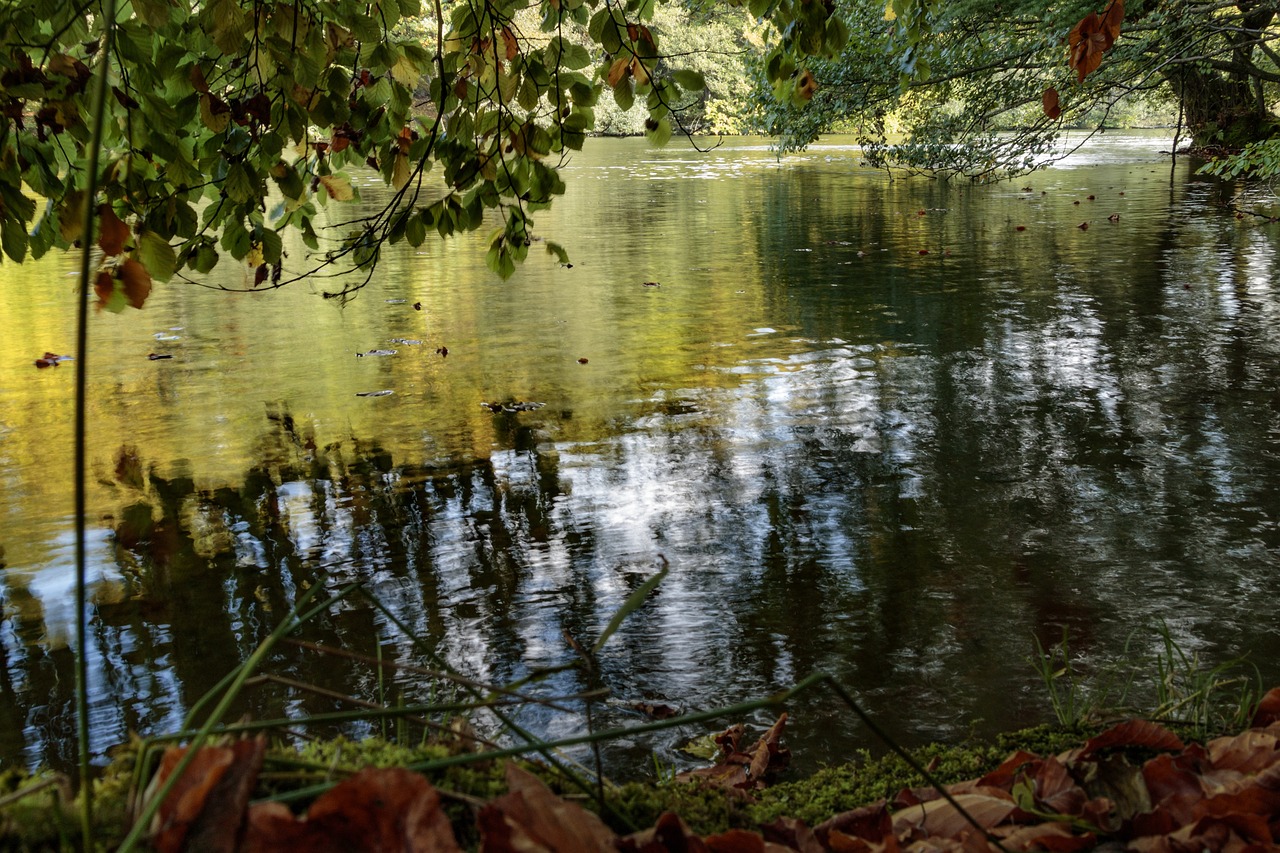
2;133;1280;777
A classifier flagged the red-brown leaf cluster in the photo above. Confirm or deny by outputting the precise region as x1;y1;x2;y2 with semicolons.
1045;0;1123;118
676;714;792;792
145;690;1280;853
1068;0;1123;83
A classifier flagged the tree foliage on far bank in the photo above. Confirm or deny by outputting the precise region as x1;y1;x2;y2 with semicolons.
0;0;843;298
760;0;1280;178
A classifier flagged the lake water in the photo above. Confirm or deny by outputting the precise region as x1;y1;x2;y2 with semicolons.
2;132;1280;777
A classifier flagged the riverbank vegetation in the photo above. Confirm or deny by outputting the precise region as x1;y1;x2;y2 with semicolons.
4;694;1280;850
5;0;1280;847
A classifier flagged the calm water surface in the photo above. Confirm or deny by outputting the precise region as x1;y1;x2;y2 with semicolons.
2;133;1280;776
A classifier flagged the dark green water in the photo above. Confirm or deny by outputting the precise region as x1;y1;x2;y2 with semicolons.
2;133;1279;776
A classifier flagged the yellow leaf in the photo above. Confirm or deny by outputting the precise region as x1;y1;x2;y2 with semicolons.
59;190;85;243
391;55;422;87
630;57;650;86
607;57;630;88
318;174;354;201
200;94;230;133
392;152;411;189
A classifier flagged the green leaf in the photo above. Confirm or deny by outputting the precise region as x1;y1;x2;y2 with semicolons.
137;231;178;282
545;240;569;264
560;43;591;70
259;228;284;264
406;213;426;247
613;78;634;111
673;69;706;91
29;206;58;260
645;116;672;147
191;239;220;273
1;218;28;263
224;162;256;203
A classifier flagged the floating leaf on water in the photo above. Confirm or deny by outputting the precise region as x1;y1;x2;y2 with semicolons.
632;701;678;720
481;401;544;413
34;351;73;368
577;357;589;364
436;346;448;357
355;390;394;397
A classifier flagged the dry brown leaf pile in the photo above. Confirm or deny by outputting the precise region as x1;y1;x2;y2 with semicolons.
147;689;1280;852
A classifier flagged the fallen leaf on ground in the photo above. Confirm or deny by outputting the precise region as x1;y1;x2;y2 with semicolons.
245;767;459;853
149;737;266;853
478;763;616;852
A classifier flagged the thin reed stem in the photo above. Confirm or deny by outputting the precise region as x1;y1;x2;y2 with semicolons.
74;0;119;846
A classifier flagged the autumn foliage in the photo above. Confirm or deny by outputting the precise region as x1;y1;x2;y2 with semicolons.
137;688;1280;852
1044;0;1123;120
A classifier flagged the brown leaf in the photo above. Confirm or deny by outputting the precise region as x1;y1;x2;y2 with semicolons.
245;767;459;853
190;64;210;94
150;741;264;853
1067;13;1107;83
1251;687;1280;728
1035;756;1087;816
1073;720;1184;761
814;801;893;845
631;56;651;86
891;793;1017;839
1043;87;1062;120
1067;2;1122;83
746;714;789;784
716;724;747;756
794;69;818;102
676;762;752;791
1206;730;1280;774
759;816;824;853
478;763;616;852
501;26;519;61
1101;0;1124;47
607;57;631;87
995;822;1096;851
976;751;1040;791
119;258;152;309
94;270;115;306
617;811;709;853
634;702;679;720
98;203;129;255
705;828;795;852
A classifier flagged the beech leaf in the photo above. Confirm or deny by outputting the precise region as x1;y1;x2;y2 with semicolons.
245;768;460;853
97;203;129;255
1043;87;1062;120
119;258;153;309
318;174;355;201
137;230;177;282
1072;719;1184;760
478;763;616;853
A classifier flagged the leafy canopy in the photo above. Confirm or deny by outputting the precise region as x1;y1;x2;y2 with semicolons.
761;0;1280;179
0;0;844;303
